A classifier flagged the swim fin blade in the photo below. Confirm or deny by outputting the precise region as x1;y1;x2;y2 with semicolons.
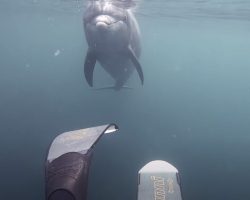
137;160;183;200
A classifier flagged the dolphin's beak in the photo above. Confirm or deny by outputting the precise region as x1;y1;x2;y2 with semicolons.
96;21;109;30
94;15;118;27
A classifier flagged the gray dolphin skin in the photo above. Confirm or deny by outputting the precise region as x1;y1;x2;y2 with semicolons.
83;0;144;90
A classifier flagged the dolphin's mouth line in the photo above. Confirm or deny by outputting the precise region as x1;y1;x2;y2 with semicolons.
97;19;121;26
93;13;126;26
108;20;121;25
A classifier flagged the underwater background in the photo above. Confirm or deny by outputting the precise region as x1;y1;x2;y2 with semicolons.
0;0;250;199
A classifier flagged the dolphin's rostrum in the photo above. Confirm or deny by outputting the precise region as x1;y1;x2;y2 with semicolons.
83;0;143;90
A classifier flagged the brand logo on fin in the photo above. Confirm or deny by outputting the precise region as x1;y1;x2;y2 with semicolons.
59;131;88;144
151;176;175;200
151;176;165;200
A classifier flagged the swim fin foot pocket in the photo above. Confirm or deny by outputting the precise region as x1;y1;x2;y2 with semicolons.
46;151;92;200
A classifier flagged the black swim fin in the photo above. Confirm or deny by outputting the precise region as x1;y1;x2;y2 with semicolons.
127;46;144;85
84;49;97;87
45;124;119;200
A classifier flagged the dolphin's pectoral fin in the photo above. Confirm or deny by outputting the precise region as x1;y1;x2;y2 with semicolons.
127;46;144;85
84;49;97;87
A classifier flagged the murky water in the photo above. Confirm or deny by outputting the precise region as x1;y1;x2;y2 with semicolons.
0;0;250;199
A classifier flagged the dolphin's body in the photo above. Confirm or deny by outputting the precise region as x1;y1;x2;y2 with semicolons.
83;0;143;90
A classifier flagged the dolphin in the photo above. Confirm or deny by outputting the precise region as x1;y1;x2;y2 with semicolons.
83;0;143;90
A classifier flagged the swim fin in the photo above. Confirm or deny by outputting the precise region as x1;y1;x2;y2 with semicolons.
137;160;183;200
45;124;118;200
